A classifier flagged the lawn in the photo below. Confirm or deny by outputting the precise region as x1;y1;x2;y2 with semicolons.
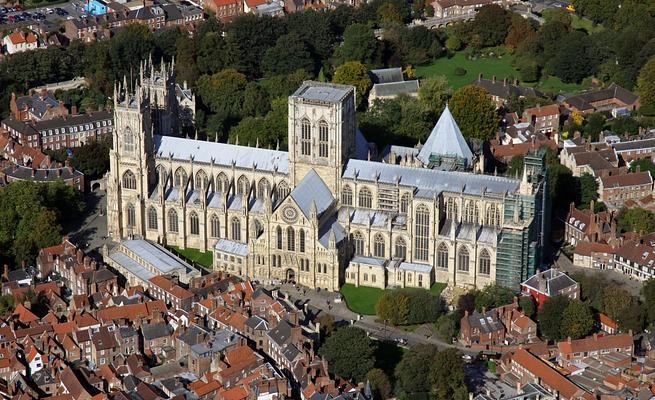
169;246;213;269
416;49;591;94
340;283;384;315
430;282;447;297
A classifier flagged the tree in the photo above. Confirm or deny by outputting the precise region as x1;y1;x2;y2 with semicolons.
316;313;335;339
602;287;645;333
448;85;499;140
642;278;655;324
561;299;594;339
431;348;469;400
519;296;536;319
262;33;315;77
365;369;392;400
425;4;434;17
395;344;438;395
578;173;598;209
549;30;596;83
196;69;248;133
538;295;570;340
611;116;641;136
584;113;605;141
376;288;443;326
507;155;524;177
505;14;536;51
418;75;451;114
242;82;271;117
434;313;457;341
638;56;655;116
616;207;655;234
332;61;372;109
377;2;402;24
0;295;14;316
445;36;462;51
228;97;288;149
332;23;380;66
319;327;375;382
473;283;517;311
471;5;511;47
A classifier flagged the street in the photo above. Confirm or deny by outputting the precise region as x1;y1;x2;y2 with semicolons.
0;1;84;30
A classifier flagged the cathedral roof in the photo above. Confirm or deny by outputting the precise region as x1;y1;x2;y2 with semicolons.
289;170;334;219
417;105;473;165
154;135;288;174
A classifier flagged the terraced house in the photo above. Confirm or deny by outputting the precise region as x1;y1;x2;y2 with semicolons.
106;59;548;291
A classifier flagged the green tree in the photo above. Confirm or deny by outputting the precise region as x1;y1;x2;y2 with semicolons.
549;30;596;83
638;56;655;116
434;313;457;342
242;82;271;117
377;2;402;24
506;155;524;177
262;33;315;77
471;5;511;47
365;368;392;400
473;283;517;311
616;207;655;234
196;69;248;134
519;296;536;319
449;85;499;140
316;313;335;339
228;97;288;149
431;348;468;400
418;75;451;114
584;113;606;141
611;116;641;136
332;61;372;109
505;13;536;51
0;295;14;316
319;327;375;382
395;344;438;395
445;36;462;51
332;23;380;66
376;288;443;326
578;173;598;209
561;299;594;339
538;295;570;340
642;278;655;324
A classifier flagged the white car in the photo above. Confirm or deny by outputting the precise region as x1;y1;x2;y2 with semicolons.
462;354;473;361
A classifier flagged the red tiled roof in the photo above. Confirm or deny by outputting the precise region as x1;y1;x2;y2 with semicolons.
217;386;248;400
574;241;614;257
523;104;560;117
6;31;37;45
598;313;618;330
13;303;39;323
600;171;652;188
557;333;632;355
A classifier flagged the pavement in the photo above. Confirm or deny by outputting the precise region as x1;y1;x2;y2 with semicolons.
66;190;110;258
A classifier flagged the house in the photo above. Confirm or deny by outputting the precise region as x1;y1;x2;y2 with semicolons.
205;0;242;22
522;104;560;136
559;142;622;178
564;202;616;246
520;269;579;308
90;326;119;366
431;0;505;19
556;333;633;368
8;90;68;123
472;75;543;107
613;235;655;281
26;346;44;373
141;322;173;356
612;137;655;164
598;170;653;206
147;275;193;312
2;31;39;54
573;241;615;270
597;313;618;334
563;83;639;115
460;301;537;347
367;68;419;107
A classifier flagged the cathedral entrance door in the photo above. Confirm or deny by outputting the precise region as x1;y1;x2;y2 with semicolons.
286;268;295;283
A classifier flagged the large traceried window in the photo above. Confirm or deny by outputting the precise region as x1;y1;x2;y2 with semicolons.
353;231;364;256
458;246;470;272
258;179;271;199
437;243;448;269
210;214;220;238
157;166;167;187
486;205;501;226
126;203;136;228
277;181;290;199
301;118;311;156
168;209;178;233
465;201;479;224
216;173;228;193
195;170;208;191
446;198;458;221
123;127;134;153
122;170;137;190
341;186;353;206
237;176;249;195
174;168;188;188
358;187;372;208
318;121;328;158
189;212;199;235
147;207;157;230
231;217;241;241
299;230;306;253
479;249;491;275
373;234;385;258
414;205;430;261
287;227;295;251
394;237;407;259
400;193;410;214
276;226;283;249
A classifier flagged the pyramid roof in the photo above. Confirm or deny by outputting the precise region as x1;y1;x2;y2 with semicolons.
417;105;473;165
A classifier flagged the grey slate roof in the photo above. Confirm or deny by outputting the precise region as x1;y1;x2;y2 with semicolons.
369;67;403;84
472;77;543;100
15;92;59;119
342;159;520;196
613;138;655;152
245;316;269;330
318;217;347;248
214;239;248;257
291;81;354;104
289;169;334;220
417;105;473;165
3;165;84;182
154;135;288;174
33;111;112;132
142;322;172;340
371;80;419;98
521;268;577;296
350;255;386;267
121;239;195;275
7;269;29;282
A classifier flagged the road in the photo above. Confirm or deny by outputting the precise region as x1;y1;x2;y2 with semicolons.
66;190;110;258
0;1;84;30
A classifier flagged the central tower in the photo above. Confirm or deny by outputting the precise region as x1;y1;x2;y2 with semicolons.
288;81;356;194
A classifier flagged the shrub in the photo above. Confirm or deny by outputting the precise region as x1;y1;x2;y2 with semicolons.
454;67;467;76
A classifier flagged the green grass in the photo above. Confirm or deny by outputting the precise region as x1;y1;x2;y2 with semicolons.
416;49;517;89
486;359;497;374
570;15;604;33
416;49;591;94
340;283;384;315
169;246;213;269
430;282;446;297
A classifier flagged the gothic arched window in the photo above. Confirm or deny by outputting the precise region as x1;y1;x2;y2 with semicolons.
341;186;353;206
237;176;249;195
437;243;448;269
414;205;430;261
299;230;306;253
300;118;311;156
486;205;501;226
258;179;271;199
446;198;458;221
458;246;470;272
231;217;241;241
353;231;364;256
277;181;290;199
373;234;385;258
189;211;199;235
216;173;228;193
174;168;187;188
252;219;263;238
276;226;283;250
123;127;134;153
168;209;178;233
147;207;157;230
156;165;167;187
400;193;410;214
479;249;491;275
122;170;137;190
287;227;295;251
394;237;407;259
358;187;372;208
210;214;220;238
318;120;328;158
195;170;208;191
126;203;136;228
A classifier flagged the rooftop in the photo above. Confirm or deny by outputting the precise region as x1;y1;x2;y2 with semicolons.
291;81;354;104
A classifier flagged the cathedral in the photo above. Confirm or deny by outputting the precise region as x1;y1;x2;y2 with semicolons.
107;61;548;292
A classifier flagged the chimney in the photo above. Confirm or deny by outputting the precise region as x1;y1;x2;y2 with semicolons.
40;88;47;100
478;73;483;80
76;248;84;264
636;165;641;173
503;77;507;86
492;75;496;83
31;168;36;177
567;337;572;343
71;105;78;115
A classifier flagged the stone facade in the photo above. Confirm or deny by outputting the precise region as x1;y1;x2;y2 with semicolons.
107;61;547;291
